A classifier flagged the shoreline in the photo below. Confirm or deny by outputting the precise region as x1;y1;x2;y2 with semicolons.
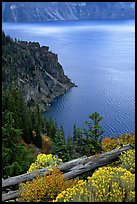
41;84;77;113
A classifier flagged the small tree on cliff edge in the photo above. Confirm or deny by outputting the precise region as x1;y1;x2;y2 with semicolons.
83;112;105;155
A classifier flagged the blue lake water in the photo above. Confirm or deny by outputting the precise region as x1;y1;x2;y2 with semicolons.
2;20;135;138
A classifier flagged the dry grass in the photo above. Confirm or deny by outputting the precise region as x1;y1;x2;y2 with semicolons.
40;134;52;154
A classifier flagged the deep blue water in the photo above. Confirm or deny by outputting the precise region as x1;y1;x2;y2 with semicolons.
2;20;135;138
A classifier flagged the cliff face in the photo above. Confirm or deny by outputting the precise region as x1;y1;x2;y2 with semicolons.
2;32;75;111
2;2;135;22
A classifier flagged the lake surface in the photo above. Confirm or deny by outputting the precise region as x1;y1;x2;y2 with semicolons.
2;20;135;139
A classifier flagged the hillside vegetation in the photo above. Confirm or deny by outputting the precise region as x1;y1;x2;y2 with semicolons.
2;32;74;111
2;33;135;202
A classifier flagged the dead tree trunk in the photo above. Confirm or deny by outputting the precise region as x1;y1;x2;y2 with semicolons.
2;190;19;202
2;144;132;201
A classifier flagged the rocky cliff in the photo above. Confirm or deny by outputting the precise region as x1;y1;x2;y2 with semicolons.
2;2;135;22
2;32;75;111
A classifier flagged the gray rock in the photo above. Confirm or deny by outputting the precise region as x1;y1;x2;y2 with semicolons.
2;35;75;112
2;2;135;22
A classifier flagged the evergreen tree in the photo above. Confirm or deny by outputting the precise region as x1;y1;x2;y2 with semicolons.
31;105;42;148
2;111;34;178
50;128;69;162
73;124;84;157
44;117;58;140
60;125;65;139
67;134;78;160
83;112;105;155
73;124;77;142
2;84;32;143
84;112;105;140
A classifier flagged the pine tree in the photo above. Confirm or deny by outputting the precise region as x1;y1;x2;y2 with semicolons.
31;105;42;148
50;128;69;162
83;112;105;155
67;134;78;160
84;112;105;140
2;84;32;143
2;111;34;178
73;124;84;157
44;116;58;140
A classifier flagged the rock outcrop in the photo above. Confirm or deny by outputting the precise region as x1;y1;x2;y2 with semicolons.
2;32;75;111
2;2;135;22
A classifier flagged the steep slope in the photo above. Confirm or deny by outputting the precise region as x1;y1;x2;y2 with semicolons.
2;32;75;111
2;2;135;22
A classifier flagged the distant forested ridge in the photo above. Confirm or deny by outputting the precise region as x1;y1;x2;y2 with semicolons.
2;32;74;111
2;2;135;22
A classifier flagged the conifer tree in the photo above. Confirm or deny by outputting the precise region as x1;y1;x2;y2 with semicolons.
50;128;69;162
31;105;42;148
83;112;105;155
2;111;34;178
84;112;105;140
2;84;32;143
73;124;84;156
67;134;78;160
44;117;58;140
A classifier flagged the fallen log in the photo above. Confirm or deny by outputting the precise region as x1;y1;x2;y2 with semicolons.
2;190;18;202
2;144;132;201
2;144;131;188
2;155;88;188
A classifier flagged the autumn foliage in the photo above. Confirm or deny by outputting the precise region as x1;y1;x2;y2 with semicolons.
101;137;118;152
19;167;78;202
101;133;135;152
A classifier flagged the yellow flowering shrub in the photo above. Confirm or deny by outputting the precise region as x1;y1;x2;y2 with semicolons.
101;137;118;152
28;153;62;172
19;167;78;202
54;166;135;202
89;166;135;202
53;179;88;202
119;149;135;173
119;133;135;145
